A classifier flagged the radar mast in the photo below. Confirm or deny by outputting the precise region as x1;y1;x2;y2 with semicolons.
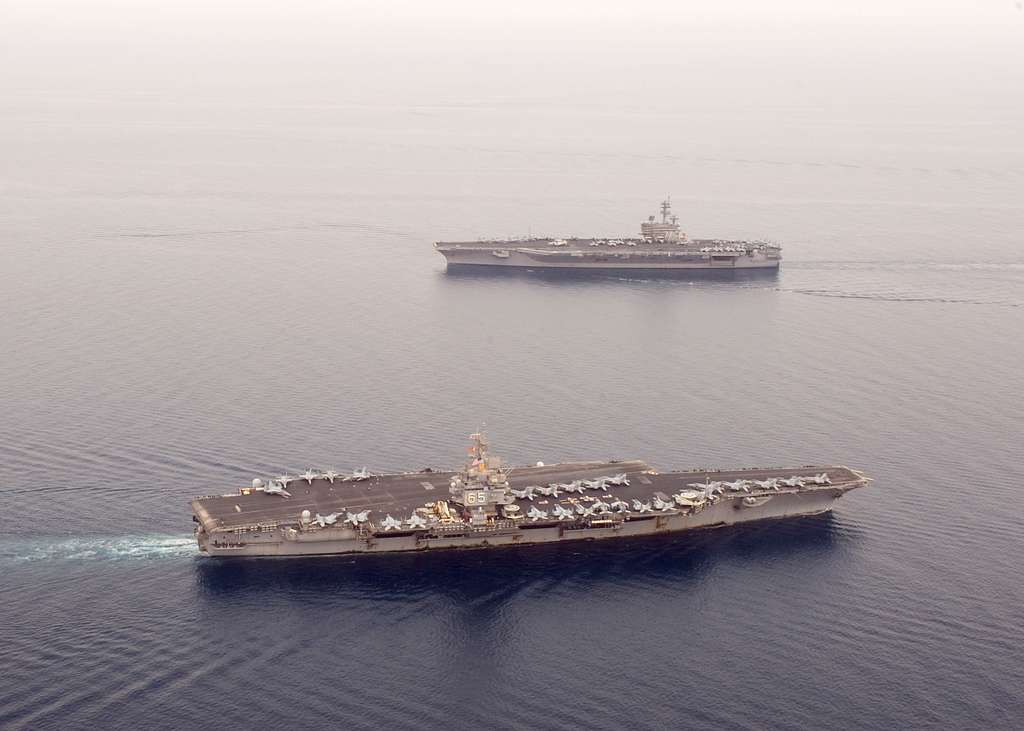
449;430;513;525
641;198;686;243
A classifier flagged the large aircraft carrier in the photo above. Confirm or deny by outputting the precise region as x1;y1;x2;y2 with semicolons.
434;200;781;271
191;433;869;558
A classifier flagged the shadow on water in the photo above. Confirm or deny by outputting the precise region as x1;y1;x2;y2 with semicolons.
441;264;780;285
194;514;846;602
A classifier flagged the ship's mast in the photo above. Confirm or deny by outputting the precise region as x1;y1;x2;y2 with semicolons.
641;198;685;243
465;431;490;483
450;430;513;525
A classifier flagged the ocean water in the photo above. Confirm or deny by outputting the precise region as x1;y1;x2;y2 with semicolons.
2;3;1024;729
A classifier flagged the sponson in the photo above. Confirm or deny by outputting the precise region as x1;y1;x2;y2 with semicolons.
191;432;870;558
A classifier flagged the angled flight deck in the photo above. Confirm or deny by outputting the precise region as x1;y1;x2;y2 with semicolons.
192;434;869;557
434;199;782;272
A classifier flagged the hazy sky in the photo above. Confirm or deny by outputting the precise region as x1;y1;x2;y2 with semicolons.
1;0;1021;163
3;0;1021;99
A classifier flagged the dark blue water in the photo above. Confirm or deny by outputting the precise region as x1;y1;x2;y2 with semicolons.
3;4;1024;729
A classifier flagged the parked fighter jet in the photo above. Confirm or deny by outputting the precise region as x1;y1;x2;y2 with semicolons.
632;499;653;513
313;512;340;527
811;473;832;485
754;478;780;491
560;481;586;494
274;474;296;488
725;480;751;492
263;481;291;497
604;473;630;487
652;495;675;512
551;504;575;520
380;515;403;531
575;503;595;516
582;479;606;490
534;484;560;497
527;506;549;522
301;469;320;484
511;487;535;500
345;510;371;526
609;499;631;513
781;476;805;487
322;469;341;483
406;513;428;529
591;499;610;514
690;481;725;496
349;467;372;481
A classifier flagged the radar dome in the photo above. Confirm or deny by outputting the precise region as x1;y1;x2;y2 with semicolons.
252;478;265;489
300;509;311;525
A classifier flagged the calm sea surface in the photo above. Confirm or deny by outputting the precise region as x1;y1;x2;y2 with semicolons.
2;4;1023;729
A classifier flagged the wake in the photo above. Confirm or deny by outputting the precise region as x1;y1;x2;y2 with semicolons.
0;535;196;564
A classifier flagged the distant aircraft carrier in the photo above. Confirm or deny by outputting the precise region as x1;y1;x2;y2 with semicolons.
191;433;869;558
435;200;781;272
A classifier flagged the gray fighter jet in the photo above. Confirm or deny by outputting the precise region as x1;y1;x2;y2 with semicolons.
349;467;372;482
406;513;428;529
590;499;611;514
380;515;403;531
652;495;676;512
511;487;535;500
575;503;595;516
301;469;320;484
263;481;291;497
551;504;575;520
725;480;751;492
609;499;631;513
534;484;560;498
345;510;371;526
781;476;805;487
559;481;587;494
604;473;630;487
632;499;653;513
527;505;549;522
313;512;340;527
811;473;832;485
754;478;780;490
322;469;341;483
274;474;296;488
690;481;725;497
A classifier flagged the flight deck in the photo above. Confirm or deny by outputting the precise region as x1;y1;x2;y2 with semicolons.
191;438;869;558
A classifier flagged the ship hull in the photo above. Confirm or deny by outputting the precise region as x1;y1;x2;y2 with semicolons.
194;482;851;558
437;247;780;270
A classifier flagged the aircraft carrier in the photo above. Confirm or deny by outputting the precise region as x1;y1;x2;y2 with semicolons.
191;433;869;558
434;200;781;271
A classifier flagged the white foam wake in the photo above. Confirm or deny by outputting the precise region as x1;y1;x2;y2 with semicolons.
0;535;197;564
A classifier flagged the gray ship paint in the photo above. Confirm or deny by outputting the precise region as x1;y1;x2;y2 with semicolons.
4;2;1024;729
436;199;781;271
192;436;868;558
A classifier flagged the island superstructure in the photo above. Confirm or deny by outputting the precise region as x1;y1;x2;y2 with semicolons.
191;433;869;558
434;200;781;271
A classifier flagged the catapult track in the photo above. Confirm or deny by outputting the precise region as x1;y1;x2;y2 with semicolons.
191;461;869;558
